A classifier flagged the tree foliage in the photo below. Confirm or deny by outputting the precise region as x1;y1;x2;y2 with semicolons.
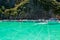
0;0;60;19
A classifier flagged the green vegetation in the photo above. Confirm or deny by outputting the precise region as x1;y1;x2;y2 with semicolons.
0;0;60;19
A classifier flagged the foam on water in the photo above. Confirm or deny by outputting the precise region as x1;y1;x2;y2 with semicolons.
34;22;47;25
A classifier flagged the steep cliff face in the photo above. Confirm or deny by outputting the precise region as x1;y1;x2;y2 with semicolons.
0;0;60;19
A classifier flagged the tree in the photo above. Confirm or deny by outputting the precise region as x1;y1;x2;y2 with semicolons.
0;0;60;19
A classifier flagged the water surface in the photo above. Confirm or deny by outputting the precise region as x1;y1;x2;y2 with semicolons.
0;21;60;40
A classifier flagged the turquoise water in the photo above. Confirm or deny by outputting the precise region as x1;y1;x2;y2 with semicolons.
0;21;60;40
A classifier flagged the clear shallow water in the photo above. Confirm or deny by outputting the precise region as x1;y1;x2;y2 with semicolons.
0;21;60;40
